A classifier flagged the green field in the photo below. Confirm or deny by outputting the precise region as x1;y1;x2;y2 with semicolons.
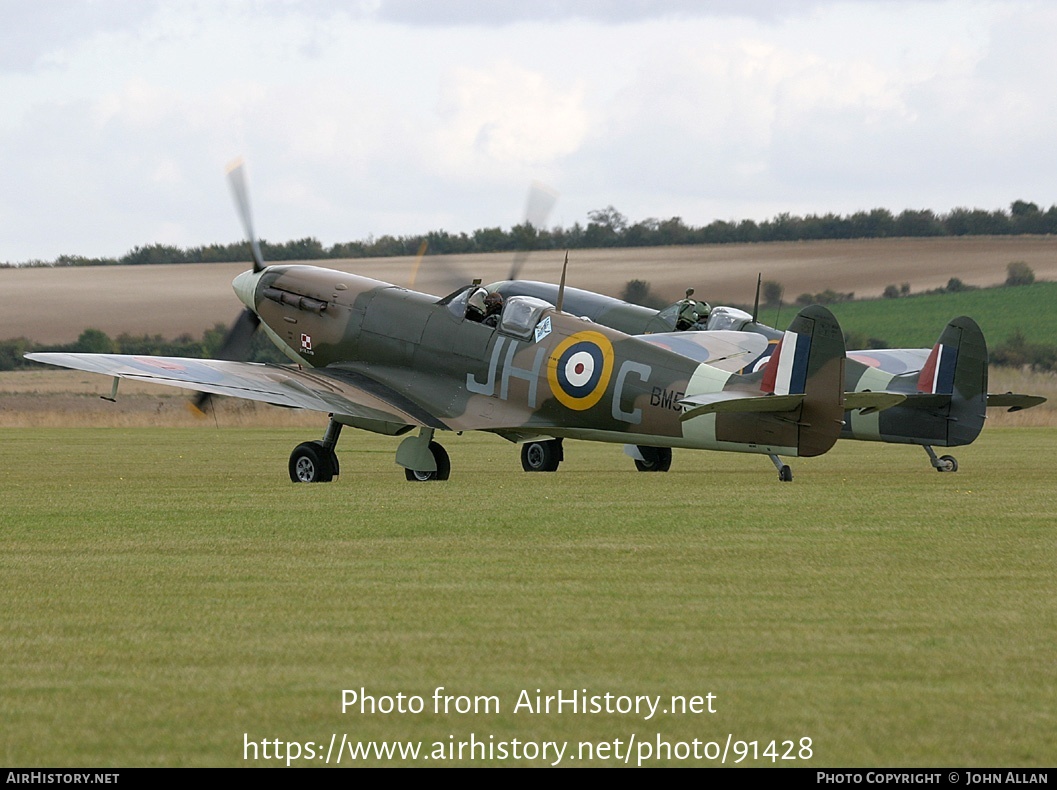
2;427;1055;767
755;281;1057;349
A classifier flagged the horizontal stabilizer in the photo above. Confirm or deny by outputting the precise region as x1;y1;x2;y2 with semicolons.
987;392;1047;412
680;392;805;421
843;391;907;414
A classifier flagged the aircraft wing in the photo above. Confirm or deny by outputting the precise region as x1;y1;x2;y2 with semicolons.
847;348;929;374
635;330;768;372
24;353;447;429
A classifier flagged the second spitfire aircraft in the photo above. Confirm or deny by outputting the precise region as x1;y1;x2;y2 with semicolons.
24;163;901;484
485;278;1046;474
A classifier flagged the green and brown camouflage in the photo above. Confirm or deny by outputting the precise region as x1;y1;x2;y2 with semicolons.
21;160;857;483
490;279;1046;473
27;261;850;482
240;263;848;456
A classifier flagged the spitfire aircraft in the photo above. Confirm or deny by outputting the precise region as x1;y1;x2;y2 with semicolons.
24;164;901;484
485;278;1046;474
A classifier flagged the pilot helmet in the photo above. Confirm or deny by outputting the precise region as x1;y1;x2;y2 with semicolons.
484;292;503;311
467;288;487;317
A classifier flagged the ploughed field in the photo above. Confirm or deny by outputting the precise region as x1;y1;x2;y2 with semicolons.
3;235;1054;427
5;235;1057;344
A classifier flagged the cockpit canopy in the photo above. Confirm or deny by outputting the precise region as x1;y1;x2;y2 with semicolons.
441;286;552;338
654;298;714;331
704;306;753;332
498;296;553;338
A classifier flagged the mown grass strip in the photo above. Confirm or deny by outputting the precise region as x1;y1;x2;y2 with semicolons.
2;427;1055;767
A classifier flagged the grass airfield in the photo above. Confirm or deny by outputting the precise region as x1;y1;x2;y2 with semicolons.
2;425;1055;767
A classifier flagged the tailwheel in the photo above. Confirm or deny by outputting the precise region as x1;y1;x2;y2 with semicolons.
633;446;672;472
769;454;793;483
521;439;563;472
289;440;336;483
404;441;450;481
924;445;958;473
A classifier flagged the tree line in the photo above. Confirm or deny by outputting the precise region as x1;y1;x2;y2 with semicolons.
0;325;287;372
5;200;1057;268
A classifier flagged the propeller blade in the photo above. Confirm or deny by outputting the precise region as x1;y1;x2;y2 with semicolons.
525;179;559;230
215;307;261;361
191;304;262;415
507;181;558;280
407;239;429;289
226;158;267;273
193;160;268;415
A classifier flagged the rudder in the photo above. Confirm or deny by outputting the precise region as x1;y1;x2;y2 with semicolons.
783;305;846;457
916;316;988;446
722;305;846;457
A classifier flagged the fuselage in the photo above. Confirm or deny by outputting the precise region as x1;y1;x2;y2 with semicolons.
488;279;988;449
232;265;832;457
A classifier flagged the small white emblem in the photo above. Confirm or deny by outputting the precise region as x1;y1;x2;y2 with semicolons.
534;316;552;343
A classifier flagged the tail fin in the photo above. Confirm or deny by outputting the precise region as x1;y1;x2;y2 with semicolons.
780;304;847;456
714;305;846;457
915;316;988;446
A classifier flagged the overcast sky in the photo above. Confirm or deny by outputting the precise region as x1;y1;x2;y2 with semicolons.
3;0;1056;263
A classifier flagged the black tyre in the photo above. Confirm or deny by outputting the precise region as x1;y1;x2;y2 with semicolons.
778;465;793;483
521;439;563;472
404;441;451;481
937;455;958;473
289;441;335;483
633;446;672;472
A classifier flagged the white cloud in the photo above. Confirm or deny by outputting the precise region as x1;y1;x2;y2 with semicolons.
431;62;590;179
2;0;1056;262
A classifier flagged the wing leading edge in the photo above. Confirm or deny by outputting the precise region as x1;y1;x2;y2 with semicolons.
24;352;446;429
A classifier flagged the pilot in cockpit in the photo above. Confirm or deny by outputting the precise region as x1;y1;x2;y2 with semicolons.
482;292;504;327
675;288;712;331
465;288;488;323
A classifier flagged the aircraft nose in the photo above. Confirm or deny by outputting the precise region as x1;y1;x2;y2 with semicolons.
232;269;262;310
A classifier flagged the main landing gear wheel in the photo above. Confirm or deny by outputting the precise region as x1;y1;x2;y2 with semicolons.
521;439;563;472
633;446;672;472
404;441;451;481
289;440;337;483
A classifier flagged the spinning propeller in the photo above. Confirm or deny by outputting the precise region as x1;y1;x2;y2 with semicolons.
227;158;267;275
406;180;559;293
508;180;559;280
190;160;266;414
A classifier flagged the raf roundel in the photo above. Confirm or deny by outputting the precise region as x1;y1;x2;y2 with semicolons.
547;331;615;410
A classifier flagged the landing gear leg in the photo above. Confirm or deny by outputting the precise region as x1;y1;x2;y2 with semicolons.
769;454;793;483
321;418;342;477
397;427;451;481
924;445;958;472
